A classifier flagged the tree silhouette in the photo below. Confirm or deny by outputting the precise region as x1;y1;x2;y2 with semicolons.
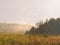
25;18;60;35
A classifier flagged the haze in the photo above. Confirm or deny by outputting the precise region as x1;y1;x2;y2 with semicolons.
0;0;60;24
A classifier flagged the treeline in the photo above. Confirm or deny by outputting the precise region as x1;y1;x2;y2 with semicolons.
25;18;60;35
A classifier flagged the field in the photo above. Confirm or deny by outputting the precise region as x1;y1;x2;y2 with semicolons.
0;34;60;45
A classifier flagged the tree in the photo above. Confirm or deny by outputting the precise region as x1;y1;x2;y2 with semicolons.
25;18;60;35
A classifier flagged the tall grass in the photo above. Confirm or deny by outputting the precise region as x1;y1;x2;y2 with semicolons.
0;34;60;45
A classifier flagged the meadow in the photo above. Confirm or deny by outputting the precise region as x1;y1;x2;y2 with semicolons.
0;34;60;45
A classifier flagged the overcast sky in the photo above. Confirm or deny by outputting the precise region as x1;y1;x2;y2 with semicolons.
0;0;60;24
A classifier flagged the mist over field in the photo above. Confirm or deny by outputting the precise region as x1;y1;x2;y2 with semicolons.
0;23;33;34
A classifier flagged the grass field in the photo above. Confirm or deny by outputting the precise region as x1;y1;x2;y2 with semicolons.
0;34;60;45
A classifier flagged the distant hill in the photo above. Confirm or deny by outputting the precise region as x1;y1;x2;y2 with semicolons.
0;23;32;34
25;18;60;35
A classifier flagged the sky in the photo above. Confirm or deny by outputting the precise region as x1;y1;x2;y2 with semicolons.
0;0;60;24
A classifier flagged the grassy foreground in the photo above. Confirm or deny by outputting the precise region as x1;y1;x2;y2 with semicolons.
0;34;60;45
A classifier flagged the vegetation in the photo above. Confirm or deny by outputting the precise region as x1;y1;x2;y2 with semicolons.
0;18;60;45
0;34;59;45
25;18;60;35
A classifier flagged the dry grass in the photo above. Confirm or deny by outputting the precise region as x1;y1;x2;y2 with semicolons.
0;34;60;45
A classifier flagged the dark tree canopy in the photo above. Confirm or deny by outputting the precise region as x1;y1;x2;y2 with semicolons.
25;18;60;35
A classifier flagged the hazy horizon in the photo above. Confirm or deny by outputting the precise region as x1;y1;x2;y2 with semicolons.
0;0;60;24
